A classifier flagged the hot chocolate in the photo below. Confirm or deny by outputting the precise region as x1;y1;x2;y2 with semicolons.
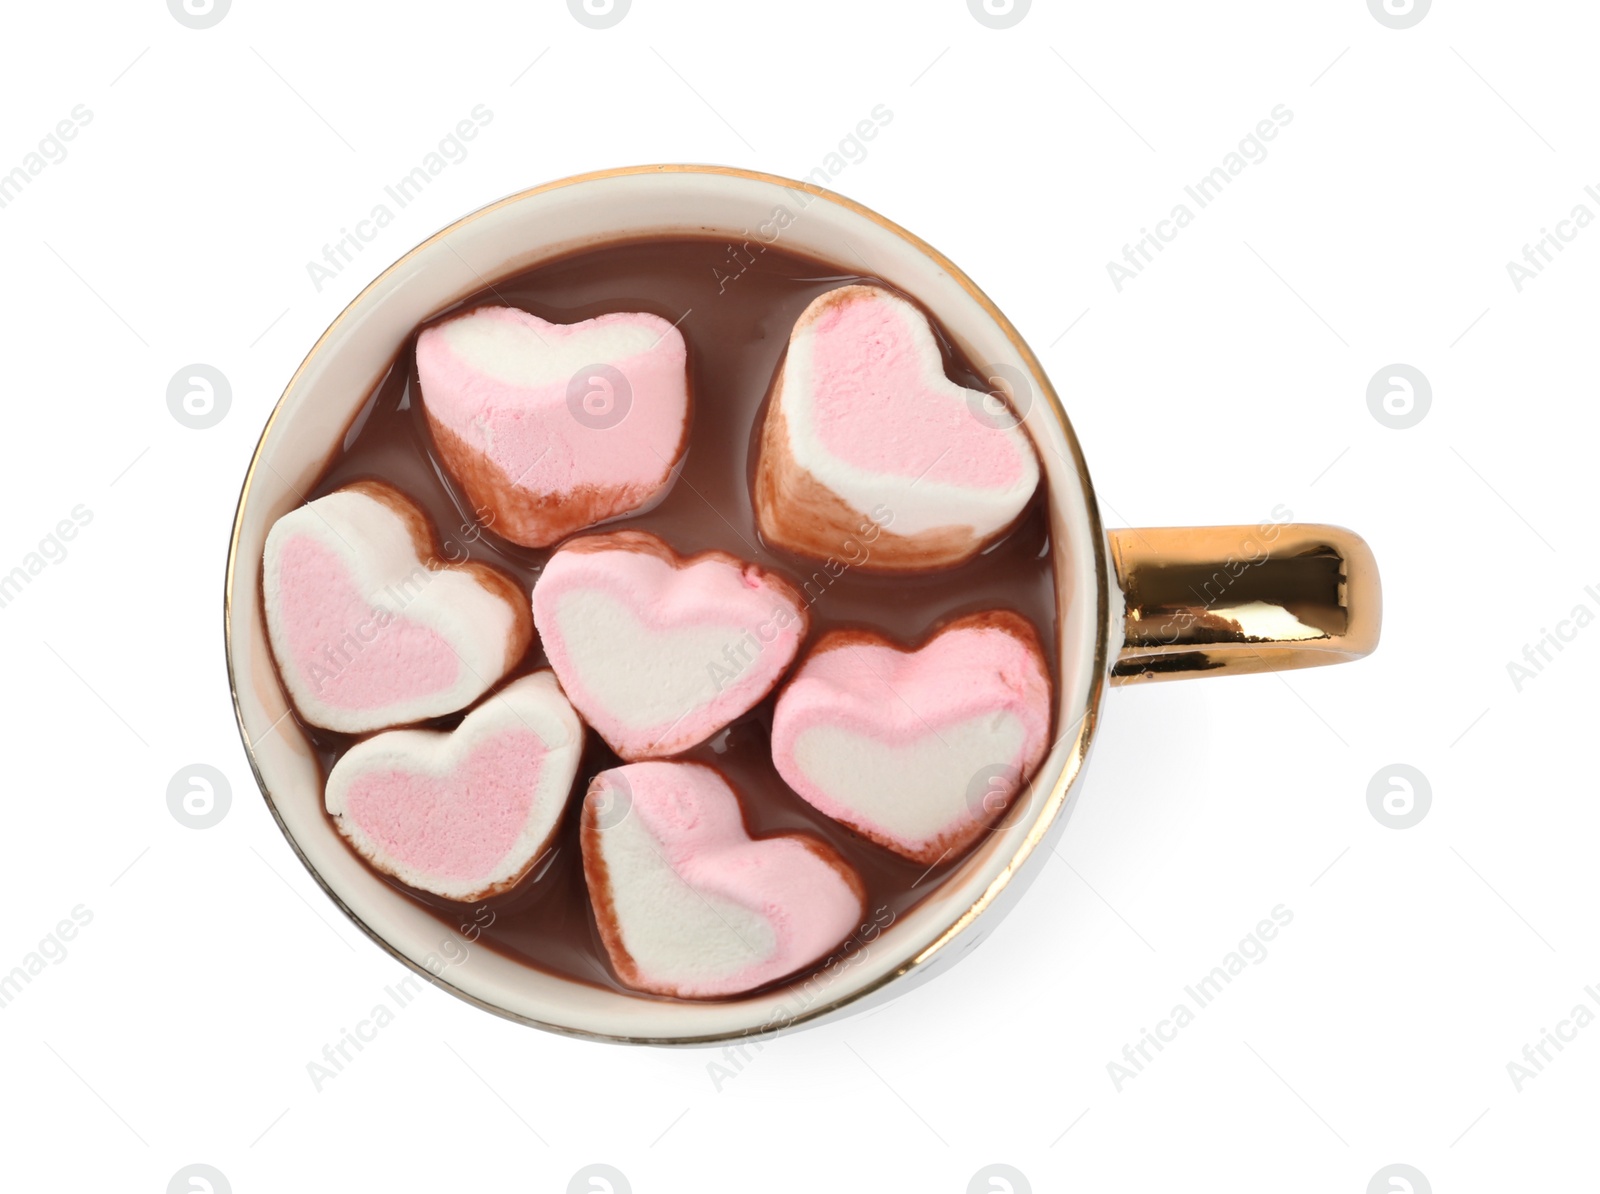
277;235;1060;1000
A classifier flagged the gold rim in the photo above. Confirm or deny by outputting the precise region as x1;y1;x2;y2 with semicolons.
223;163;1111;1045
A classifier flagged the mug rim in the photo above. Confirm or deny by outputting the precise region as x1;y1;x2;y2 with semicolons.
224;163;1113;1043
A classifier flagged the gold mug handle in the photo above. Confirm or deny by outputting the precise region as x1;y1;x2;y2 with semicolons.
1110;524;1381;684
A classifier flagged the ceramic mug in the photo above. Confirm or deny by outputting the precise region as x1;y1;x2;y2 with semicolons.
225;165;1380;1044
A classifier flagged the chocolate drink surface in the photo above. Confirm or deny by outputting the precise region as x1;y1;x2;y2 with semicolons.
292;235;1059;999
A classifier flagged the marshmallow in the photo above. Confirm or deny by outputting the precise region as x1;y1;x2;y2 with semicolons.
263;482;530;733
531;530;808;760
581;761;865;998
770;611;1052;863
325;672;583;902
417;305;690;547
754;284;1041;570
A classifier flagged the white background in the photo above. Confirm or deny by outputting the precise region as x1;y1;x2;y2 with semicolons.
0;1;1593;1191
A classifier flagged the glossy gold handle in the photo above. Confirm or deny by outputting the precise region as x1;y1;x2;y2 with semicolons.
1110;523;1381;684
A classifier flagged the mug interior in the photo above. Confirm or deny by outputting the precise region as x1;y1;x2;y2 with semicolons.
225;165;1109;1042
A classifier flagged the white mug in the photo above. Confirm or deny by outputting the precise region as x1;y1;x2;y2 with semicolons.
226;165;1379;1044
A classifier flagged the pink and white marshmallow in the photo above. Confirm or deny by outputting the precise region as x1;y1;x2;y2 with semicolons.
771;612;1052;863
417;305;690;547
754;284;1041;570
581;761;865;998
325;671;584;902
262;482;530;734
531;531;808;760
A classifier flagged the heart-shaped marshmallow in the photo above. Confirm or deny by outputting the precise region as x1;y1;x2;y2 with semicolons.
754;284;1041;570
417;305;690;547
325;671;583;901
531;531;808;760
581;761;865;998
770;611;1052;863
263;482;530;733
